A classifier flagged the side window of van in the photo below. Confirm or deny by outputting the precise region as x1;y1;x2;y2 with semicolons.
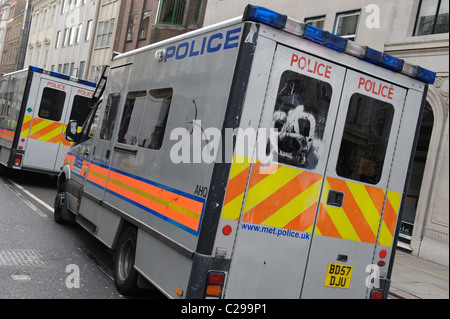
118;91;147;145
336;93;394;185
39;87;66;121
0;92;9;118
138;88;173;150
78;100;102;143
100;93;121;141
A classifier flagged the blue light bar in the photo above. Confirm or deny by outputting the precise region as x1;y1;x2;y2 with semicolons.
324;33;348;52
27;65;97;87
304;24;347;52
29;66;44;73
78;79;97;87
50;71;60;78
304;24;327;45
58;73;71;80
243;5;287;30
364;47;384;65
382;54;404;72
242;5;436;85
417;67;436;84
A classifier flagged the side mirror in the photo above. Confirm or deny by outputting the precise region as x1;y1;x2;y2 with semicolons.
65;120;79;143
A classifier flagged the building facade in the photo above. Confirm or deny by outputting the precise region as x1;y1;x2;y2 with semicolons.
3;0;208;81
204;0;449;266
25;0;99;79
0;0;32;75
89;0;207;83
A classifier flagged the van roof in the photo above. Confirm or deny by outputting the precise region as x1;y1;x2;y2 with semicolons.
28;65;96;87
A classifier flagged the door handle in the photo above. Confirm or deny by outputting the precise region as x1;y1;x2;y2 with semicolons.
327;190;345;208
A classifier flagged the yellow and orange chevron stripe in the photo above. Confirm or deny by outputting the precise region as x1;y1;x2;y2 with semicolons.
221;155;401;247
21;116;71;146
316;177;401;246
222;156;322;232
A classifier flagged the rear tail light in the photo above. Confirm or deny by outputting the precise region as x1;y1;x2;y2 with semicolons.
205;272;225;298
370;289;384;299
377;249;388;267
13;155;23;167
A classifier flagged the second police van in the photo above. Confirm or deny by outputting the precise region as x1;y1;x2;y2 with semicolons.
0;66;96;175
56;5;436;299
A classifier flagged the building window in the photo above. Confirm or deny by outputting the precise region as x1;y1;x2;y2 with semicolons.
96;19;115;48
63;28;69;46
127;14;136;42
55;31;61;48
414;0;449;35
75;24;82;44
79;61;86;79
61;0;66;14
85;20;92;42
334;11;360;41
305;16;326;29
139;10;151;40
90;65;104;83
158;0;186;25
69;26;76;45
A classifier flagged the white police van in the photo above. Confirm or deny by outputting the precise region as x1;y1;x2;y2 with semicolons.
56;5;435;299
0;66;96;175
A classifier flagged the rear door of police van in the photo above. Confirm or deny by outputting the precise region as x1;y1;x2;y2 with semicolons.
223;44;346;298
223;43;407;298
300;68;407;299
21;76;72;173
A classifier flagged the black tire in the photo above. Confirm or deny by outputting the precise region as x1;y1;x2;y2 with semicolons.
54;182;74;224
114;226;140;296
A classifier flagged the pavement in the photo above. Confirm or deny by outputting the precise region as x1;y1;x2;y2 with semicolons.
389;248;449;299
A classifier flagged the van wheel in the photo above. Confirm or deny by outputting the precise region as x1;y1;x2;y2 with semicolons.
54;182;74;224
114;226;140;296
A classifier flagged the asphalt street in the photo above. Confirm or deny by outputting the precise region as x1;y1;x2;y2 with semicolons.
0;174;125;299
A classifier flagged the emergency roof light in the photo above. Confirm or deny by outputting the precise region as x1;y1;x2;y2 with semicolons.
242;5;436;85
28;65;97;87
